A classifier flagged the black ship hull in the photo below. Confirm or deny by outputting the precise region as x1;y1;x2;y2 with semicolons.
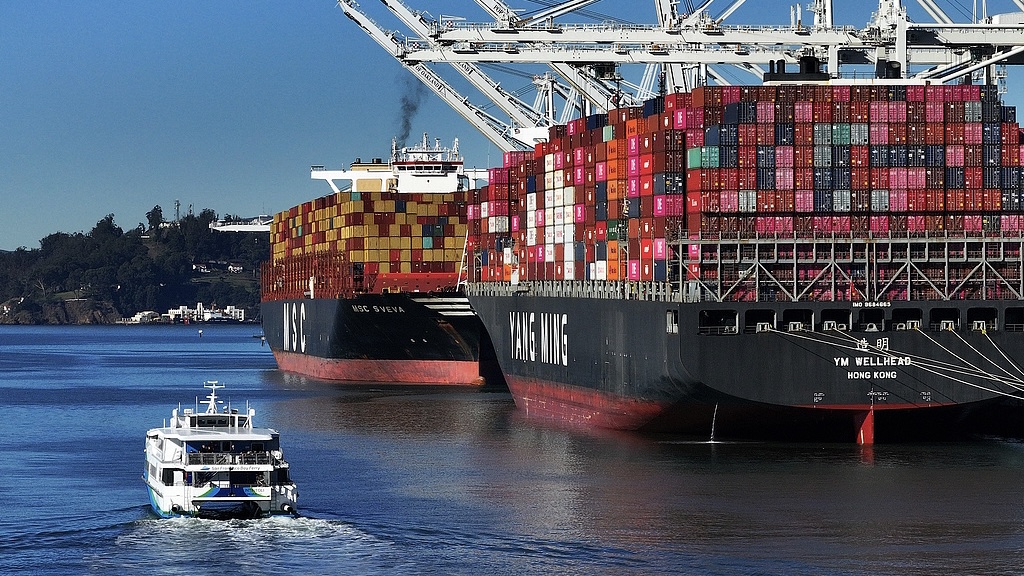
261;293;485;385
467;290;1024;441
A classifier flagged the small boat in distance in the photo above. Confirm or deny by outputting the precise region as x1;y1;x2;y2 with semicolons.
144;381;298;519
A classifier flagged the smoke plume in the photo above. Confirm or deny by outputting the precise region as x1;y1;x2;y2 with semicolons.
396;76;428;148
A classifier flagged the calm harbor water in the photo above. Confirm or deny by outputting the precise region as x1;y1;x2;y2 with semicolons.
3;324;1024;575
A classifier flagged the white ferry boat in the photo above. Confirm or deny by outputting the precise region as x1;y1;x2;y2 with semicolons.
144;381;298;519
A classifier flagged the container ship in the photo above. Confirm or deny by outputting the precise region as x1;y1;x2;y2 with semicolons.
260;135;490;385
464;66;1024;442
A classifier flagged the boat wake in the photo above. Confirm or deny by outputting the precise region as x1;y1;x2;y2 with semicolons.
92;513;393;572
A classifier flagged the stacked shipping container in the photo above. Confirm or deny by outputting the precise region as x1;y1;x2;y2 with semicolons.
263;169;468;300
468;83;1024;285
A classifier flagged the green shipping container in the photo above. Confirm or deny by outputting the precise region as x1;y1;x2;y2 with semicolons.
687;147;702;169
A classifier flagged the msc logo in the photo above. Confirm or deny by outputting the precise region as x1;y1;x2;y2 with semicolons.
283;302;306;353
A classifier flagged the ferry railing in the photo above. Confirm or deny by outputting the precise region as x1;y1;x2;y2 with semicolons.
187;451;277;466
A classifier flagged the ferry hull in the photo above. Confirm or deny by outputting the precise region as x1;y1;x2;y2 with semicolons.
468;292;1024;441
261;293;485;385
146;481;299;520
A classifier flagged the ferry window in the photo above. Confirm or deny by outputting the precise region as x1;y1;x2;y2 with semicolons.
162;469;176;486
665;310;679;334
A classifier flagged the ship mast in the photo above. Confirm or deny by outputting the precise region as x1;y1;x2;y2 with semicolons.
334;0;1024;151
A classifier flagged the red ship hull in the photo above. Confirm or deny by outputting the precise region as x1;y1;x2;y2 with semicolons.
272;349;483;385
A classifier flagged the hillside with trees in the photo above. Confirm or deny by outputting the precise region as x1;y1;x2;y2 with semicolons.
0;207;268;324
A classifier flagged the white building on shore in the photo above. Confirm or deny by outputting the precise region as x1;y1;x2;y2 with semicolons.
166;303;246;323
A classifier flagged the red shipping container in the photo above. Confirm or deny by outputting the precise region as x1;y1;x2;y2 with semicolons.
775;169;794;190
964;123;983;145
739;168;757;189
795;189;814;212
794;145;815;168
1004;145;1021;166
776;146;794;167
720;189;739;212
739;146;758;168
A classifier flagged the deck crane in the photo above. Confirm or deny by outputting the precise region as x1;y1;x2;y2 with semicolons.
335;0;1024;152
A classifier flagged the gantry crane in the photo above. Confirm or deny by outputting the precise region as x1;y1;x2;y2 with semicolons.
336;0;1024;151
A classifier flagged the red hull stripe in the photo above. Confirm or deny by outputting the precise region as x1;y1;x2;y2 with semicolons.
507;376;668;430
273;350;482;385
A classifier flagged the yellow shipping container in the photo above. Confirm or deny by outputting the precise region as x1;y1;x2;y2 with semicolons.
379;262;390;274
400;237;411;249
355;178;383;193
349;250;363;263
389;224;401;236
400;261;411;273
400;249;411;261
412;237;421;249
366;236;378;250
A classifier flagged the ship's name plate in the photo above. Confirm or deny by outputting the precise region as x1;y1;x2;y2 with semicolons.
834;354;911;380
351;305;406;313
509;311;568;367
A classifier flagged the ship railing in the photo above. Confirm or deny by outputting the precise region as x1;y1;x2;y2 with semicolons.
467;280;683;302
187;451;276;466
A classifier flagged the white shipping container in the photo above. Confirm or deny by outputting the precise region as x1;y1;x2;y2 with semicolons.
490;216;509;233
526;192;537;213
596;260;607;281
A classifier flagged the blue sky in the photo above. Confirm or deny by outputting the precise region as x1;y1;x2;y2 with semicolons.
1;1;1021;250
0;1;503;250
